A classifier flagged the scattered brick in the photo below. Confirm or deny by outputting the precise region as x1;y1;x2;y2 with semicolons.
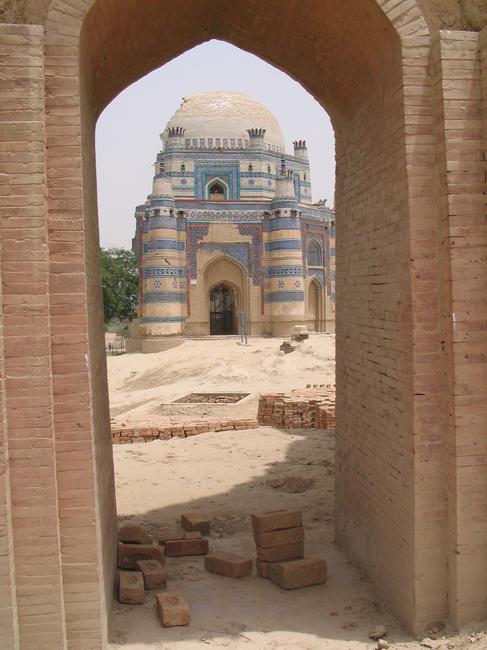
205;552;253;578
256;541;304;562
185;531;203;540
136;559;167;590
165;538;209;557
118;543;165;569
253;526;305;548
251;510;303;534
181;512;210;534
118;570;145;604
156;591;191;627
118;524;152;545
269;557;327;589
157;529;185;545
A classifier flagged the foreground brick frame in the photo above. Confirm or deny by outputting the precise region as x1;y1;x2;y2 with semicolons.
0;0;486;648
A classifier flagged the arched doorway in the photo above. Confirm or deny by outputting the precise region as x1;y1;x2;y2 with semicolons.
308;279;321;331
22;0;456;643
210;284;237;334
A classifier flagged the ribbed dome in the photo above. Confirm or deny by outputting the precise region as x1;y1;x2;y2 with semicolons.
164;92;285;152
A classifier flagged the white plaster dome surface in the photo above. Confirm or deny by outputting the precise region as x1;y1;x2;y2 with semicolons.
165;91;285;151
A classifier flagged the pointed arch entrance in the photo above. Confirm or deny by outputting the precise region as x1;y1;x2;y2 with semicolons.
0;0;470;645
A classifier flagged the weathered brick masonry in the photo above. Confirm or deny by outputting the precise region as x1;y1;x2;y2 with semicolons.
1;1;487;648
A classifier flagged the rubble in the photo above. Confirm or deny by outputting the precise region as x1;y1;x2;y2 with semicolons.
156;591;191;627
205;552;253;578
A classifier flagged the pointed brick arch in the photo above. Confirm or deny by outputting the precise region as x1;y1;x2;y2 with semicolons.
8;1;487;648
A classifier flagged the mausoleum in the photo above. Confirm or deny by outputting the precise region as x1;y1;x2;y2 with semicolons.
132;92;335;349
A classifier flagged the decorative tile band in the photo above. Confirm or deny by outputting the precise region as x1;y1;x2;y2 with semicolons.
143;291;187;303
265;265;304;277
187;225;210;280
143;266;186;278
140;316;187;323
147;215;178;230
263;216;301;232
265;239;302;252
264;290;305;303
144;239;186;253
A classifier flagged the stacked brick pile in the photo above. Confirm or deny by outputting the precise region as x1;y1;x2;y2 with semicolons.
112;418;258;444
257;386;335;430
252;510;327;589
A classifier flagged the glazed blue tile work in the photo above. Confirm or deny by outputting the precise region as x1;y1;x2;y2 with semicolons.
187;225;210;280
199;243;250;272
143;266;186;278
263;216;301;232
143;239;186;253
141;316;187;323
264;291;305;303
143;291;187;303
264;265;304;277
238;224;262;286
264;239;302;252
147;215;178;230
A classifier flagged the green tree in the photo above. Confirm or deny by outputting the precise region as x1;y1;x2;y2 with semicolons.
100;247;138;323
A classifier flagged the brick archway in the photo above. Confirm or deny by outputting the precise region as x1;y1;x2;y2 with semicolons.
2;1;487;648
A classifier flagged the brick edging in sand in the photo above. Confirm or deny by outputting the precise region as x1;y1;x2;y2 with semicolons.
112;419;259;444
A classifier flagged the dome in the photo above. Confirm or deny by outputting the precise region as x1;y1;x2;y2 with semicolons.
164;91;285;152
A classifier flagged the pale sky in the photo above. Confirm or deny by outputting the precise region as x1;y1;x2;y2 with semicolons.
95;40;336;249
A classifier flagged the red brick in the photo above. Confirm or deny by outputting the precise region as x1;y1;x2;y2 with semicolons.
157;529;184;545
251;510;303;534
118;543;165;569
136;559;167;590
181;512;210;534
204;552;253;578
253;526;304;548
256;541;304;562
269;557;327;589
118;524;152;545
165;538;209;557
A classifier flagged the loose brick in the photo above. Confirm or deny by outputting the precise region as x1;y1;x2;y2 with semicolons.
185;531;203;540
181;512;210;534
269;557;327;589
136;559;167;590
254;525;305;548
256;541;304;562
156;591;190;627
205;552;253;578
165;538;209;556
157;529;184;545
251;510;303;534
256;559;271;578
118;543;165;569
118;570;145;604
118;524;152;545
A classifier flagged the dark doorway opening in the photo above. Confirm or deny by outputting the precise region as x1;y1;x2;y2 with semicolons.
210;284;236;335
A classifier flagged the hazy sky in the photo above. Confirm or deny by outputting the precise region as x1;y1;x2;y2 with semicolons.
96;40;336;249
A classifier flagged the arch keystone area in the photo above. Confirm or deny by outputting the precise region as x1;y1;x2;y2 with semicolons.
1;0;487;648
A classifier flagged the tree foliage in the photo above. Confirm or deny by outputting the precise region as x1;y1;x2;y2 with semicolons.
100;247;138;323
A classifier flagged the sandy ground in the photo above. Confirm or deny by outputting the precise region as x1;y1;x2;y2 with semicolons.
107;334;335;428
107;335;487;650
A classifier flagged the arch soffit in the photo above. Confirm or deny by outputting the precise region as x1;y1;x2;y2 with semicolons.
309;273;325;289
44;0;430;121
205;177;229;197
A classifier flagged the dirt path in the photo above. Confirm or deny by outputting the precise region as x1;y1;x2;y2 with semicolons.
109;427;487;650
